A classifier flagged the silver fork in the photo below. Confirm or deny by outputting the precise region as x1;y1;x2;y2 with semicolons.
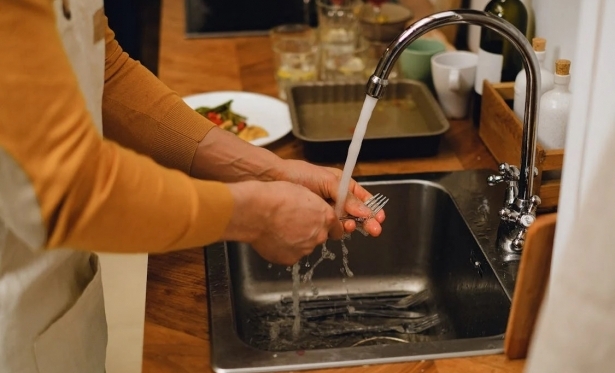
339;193;389;224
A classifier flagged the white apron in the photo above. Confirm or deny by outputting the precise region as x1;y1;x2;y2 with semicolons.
0;0;108;372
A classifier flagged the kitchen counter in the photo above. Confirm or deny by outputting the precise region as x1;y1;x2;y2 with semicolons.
142;0;526;372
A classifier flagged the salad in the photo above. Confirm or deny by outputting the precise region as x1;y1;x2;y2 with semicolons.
195;100;268;142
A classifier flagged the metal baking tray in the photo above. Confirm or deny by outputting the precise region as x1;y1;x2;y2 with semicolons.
286;80;450;162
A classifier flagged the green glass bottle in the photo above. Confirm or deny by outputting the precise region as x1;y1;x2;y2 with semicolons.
471;0;528;126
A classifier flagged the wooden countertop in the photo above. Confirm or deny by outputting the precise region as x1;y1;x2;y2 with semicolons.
143;1;525;372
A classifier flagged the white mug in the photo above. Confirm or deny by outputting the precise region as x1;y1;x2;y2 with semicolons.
431;51;478;119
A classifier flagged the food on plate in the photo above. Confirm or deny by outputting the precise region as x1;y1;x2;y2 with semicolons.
195;100;269;142
238;125;269;142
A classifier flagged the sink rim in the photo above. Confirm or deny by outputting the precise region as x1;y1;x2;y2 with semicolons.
205;170;516;373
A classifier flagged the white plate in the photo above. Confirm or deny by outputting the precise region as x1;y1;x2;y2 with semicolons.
183;91;293;147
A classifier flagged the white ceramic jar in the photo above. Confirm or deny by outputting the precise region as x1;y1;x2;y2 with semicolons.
537;59;572;150
514;37;554;121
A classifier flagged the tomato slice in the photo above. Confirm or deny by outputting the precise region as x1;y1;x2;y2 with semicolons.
206;112;223;125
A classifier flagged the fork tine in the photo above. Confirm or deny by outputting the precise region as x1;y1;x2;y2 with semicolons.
365;193;386;210
364;194;381;209
369;197;389;215
340;193;388;226
362;193;380;207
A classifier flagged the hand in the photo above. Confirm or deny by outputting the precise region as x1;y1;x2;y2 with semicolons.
222;180;344;265
273;159;385;236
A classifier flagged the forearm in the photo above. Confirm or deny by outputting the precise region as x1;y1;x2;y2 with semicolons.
190;126;287;182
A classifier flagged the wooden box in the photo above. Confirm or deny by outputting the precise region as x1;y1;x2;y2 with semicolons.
478;81;564;210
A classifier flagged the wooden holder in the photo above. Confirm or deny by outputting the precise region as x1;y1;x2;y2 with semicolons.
478;81;564;210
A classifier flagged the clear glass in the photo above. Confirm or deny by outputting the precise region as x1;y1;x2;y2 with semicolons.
316;0;362;45
270;24;319;100
320;37;371;81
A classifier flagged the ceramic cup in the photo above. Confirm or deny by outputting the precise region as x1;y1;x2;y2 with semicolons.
430;50;478;119
398;38;446;86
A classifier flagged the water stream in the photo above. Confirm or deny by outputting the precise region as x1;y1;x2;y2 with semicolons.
291;263;301;339
334;95;379;217
288;95;378;341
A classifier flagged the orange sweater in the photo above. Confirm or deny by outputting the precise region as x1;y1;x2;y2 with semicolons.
0;0;233;253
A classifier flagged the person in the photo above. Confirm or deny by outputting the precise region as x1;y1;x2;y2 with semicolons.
0;0;385;372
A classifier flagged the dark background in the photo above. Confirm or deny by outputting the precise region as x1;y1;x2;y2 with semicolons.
105;0;161;76
184;0;317;37
104;0;316;76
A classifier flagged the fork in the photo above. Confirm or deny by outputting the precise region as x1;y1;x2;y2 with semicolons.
339;193;389;224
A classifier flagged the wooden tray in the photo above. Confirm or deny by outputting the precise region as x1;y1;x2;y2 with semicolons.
478;81;564;210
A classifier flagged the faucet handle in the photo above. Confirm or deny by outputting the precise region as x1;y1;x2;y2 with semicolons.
527;195;541;214
489;163;521;206
487;163;520;186
499;194;542;251
499;195;541;225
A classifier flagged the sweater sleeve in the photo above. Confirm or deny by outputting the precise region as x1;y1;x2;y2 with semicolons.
0;0;233;254
102;20;214;174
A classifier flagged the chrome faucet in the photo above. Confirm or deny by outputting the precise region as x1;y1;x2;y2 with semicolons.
366;9;542;256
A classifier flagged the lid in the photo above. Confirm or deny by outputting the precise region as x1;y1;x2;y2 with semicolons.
532;37;546;52
555;59;571;75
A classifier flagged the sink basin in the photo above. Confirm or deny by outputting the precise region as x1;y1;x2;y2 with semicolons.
205;170;519;373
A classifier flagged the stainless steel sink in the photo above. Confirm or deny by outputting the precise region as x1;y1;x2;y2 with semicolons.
205;170;518;373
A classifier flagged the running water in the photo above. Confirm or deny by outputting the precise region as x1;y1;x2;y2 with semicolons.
302;243;336;285
291;262;301;339
289;93;378;340
340;238;354;277
334;95;379;217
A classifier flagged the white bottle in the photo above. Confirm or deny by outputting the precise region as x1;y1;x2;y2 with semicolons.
537;59;572;150
467;0;490;53
514;37;554;121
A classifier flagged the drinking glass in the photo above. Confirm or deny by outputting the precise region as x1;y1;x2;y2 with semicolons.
320;37;371;81
316;0;362;81
316;0;361;47
270;24;319;100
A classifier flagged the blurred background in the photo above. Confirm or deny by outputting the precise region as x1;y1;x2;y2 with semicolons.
104;0;161;76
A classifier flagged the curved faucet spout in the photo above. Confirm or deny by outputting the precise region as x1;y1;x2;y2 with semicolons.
366;9;541;253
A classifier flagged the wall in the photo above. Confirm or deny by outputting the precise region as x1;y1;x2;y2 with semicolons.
532;0;579;75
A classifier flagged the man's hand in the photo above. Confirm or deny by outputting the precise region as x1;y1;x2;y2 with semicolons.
190;128;385;264
273;159;385;236
222;180;344;265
